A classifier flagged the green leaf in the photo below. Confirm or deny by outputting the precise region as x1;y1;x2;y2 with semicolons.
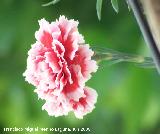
42;0;61;7
96;0;103;21
111;0;119;13
126;0;131;11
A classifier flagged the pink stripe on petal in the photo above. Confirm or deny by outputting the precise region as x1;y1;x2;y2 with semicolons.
45;52;61;73
73;45;98;81
52;40;65;57
35;19;53;47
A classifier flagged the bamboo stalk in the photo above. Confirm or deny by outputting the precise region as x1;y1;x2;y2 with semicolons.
128;0;160;74
141;0;160;52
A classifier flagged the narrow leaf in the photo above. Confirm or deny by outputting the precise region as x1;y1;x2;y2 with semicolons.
111;0;119;13
126;0;131;11
42;0;61;7
96;0;103;21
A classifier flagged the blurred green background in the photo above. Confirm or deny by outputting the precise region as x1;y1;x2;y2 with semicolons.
0;0;160;134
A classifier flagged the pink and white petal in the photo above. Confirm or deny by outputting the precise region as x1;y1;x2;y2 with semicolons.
65;31;84;60
50;22;61;39
84;87;98;108
63;19;78;41
35;19;53;47
52;40;65;57
72;87;98;119
58;16;79;41
42;93;71;117
23;70;39;86
28;42;47;59
66;87;85;102
45;51;61;73
83;60;98;80
55;70;62;88
57;16;81;60
73;44;98;81
23;56;45;86
71;31;84;44
63;65;85;101
63;37;78;60
38;18;50;31
42;101;65;117
35;31;53;48
62;60;73;84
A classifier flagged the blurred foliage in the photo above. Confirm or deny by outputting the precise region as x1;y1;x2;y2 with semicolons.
42;0;61;7
43;0;120;20
111;0;119;13
0;0;160;134
96;0;103;20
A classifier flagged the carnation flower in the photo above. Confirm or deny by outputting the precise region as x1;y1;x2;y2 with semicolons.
23;15;98;119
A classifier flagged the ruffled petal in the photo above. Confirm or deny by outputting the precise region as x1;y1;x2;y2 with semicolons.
72;87;98;119
73;45;98;81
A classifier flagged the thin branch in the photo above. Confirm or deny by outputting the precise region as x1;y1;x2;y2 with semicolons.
92;46;155;68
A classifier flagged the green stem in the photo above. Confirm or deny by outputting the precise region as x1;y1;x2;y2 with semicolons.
91;46;155;68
